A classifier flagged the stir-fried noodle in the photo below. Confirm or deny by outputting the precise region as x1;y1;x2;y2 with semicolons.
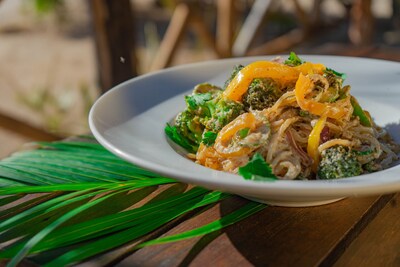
167;54;400;180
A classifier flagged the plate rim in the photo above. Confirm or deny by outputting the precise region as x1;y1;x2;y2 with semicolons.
89;55;400;202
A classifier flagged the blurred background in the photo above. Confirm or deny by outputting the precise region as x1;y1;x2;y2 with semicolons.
0;0;399;158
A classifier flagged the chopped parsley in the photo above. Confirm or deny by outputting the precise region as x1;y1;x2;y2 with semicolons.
202;131;218;146
185;93;213;111
325;67;347;80
239;153;277;181
165;124;198;153
284;52;303;66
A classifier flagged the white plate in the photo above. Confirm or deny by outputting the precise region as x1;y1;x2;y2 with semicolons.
89;55;400;207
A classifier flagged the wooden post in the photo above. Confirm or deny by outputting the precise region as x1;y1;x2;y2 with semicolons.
348;0;374;45
150;3;191;71
90;0;137;93
232;0;272;57
216;0;235;58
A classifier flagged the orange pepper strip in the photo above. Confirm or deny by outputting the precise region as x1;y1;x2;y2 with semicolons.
294;74;347;120
307;115;327;171
196;143;221;170
223;61;326;102
214;112;256;157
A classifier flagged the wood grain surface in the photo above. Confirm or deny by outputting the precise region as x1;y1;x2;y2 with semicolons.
116;194;395;266
334;193;400;267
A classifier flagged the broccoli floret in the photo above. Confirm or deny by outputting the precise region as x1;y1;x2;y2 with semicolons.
185;91;244;131
205;96;244;131
174;110;204;147
224;65;244;89
318;145;362;179
242;78;282;110
171;89;244;151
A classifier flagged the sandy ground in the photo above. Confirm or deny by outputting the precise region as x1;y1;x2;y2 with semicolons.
0;31;98;156
0;1;98;157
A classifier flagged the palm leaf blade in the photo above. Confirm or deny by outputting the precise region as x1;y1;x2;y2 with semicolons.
43;191;230;266
137;201;266;248
0;139;265;266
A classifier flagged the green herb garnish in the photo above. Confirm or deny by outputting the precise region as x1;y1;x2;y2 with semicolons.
185;93;213;112
350;96;372;127
202;131;218;146
326;67;347;80
165;124;198;153
284;52;303;66
239;153;277;181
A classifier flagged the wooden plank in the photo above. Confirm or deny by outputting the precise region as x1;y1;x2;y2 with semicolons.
333;193;400;267
90;0;137;93
116;194;393;266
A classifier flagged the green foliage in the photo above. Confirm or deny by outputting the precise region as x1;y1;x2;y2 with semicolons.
0;138;266;266
34;0;63;14
318;145;362;179
16;82;96;135
239;153;277;181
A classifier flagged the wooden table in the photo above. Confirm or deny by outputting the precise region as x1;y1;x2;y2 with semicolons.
2;48;400;266
86;48;400;266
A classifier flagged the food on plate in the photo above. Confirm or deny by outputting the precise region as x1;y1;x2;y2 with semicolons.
165;53;400;180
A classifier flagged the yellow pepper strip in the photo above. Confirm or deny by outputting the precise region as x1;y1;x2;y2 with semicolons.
294;74;348;120
294;62;326;75
223;61;326;102
214;112;256;157
223;61;299;101
307;115;327;171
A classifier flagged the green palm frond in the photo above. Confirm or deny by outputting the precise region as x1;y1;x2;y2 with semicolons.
0;137;265;266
